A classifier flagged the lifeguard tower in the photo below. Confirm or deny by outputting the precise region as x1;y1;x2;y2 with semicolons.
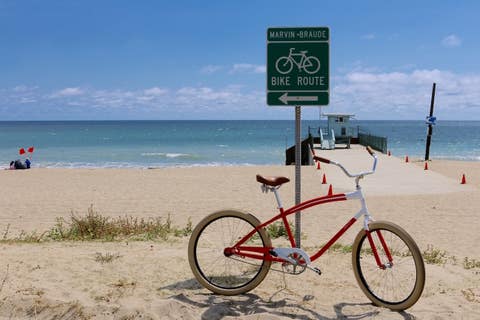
313;113;357;150
286;112;387;165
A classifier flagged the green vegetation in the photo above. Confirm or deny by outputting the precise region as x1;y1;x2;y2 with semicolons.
265;221;295;239
1;205;192;243
3;229;46;243
462;288;479;303
94;252;121;264
3;209;480;274
463;257;480;270
422;245;448;265
320;242;479;271
328;243;353;254
174;218;193;237
48;205;179;241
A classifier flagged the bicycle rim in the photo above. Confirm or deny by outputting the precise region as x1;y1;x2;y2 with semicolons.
303;56;320;74
188;210;271;295
352;221;425;310
275;57;293;74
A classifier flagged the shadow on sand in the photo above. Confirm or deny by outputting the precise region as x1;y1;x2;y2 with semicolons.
160;278;416;320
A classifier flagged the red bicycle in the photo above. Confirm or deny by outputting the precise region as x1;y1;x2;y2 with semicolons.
188;147;425;311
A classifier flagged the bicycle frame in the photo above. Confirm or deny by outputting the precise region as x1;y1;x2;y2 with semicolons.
286;49;309;69
224;151;394;270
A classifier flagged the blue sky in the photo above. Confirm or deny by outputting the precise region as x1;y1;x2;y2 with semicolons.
1;0;479;120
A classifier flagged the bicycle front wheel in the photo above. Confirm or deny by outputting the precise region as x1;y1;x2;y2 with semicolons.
303;56;321;74
352;221;425;310
188;210;272;295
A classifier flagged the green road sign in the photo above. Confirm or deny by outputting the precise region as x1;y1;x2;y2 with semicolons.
267;27;329;106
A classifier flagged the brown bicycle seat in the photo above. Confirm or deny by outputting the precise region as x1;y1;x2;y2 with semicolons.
256;174;290;187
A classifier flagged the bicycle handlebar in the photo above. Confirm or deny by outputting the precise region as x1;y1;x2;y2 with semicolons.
366;146;375;156
313;146;378;179
313;156;330;164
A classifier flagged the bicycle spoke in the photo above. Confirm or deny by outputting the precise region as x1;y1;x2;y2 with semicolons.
190;213;270;292
353;222;424;309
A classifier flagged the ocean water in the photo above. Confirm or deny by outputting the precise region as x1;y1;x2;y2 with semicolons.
0;120;479;168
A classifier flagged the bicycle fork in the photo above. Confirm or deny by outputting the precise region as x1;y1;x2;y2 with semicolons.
366;230;394;270
348;187;394;270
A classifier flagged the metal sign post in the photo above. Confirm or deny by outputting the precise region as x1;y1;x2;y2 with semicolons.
294;106;301;247
266;27;330;247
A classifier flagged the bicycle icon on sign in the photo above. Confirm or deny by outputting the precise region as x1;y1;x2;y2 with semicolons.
275;48;321;75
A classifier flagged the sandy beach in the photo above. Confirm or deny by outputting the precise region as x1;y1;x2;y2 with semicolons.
0;148;479;319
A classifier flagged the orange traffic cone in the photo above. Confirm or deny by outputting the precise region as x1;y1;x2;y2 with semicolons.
424;162;428;170
405;155;409;163
461;174;466;184
317;161;321;170
322;173;327;184
327;184;333;196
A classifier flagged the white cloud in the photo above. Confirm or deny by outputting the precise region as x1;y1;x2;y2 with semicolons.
176;86;240;104
19;97;37;104
201;63;266;75
13;85;38;92
50;87;85;98
0;85;39;106
333;68;480;119
441;34;461;47
143;87;168;96
36;85;263;116
230;63;266;74
2;69;480;119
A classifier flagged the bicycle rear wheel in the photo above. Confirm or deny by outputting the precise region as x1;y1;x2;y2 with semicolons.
188;210;272;295
275;57;293;74
352;221;425;310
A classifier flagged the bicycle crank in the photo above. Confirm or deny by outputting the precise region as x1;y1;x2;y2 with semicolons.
270;248;321;276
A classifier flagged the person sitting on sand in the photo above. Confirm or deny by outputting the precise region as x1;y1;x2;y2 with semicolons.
10;158;31;170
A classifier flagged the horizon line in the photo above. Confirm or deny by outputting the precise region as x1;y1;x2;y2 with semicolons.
0;119;479;122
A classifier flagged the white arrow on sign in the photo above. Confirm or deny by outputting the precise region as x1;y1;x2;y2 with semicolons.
279;93;318;105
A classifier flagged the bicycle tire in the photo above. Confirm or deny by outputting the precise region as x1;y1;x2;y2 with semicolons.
352;221;425;310
303;56;320;74
275;57;293;74
188;210;272;295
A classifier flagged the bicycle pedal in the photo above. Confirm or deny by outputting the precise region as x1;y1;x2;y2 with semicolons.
308;266;322;275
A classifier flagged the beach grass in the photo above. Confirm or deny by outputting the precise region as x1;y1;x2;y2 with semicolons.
422;244;448;265
327;243;353;254
463;257;480;269
1;205;192;243
94;252;121;264
0;264;8;295
265;221;295;239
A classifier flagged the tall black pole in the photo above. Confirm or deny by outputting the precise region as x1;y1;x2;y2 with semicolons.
425;83;436;161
